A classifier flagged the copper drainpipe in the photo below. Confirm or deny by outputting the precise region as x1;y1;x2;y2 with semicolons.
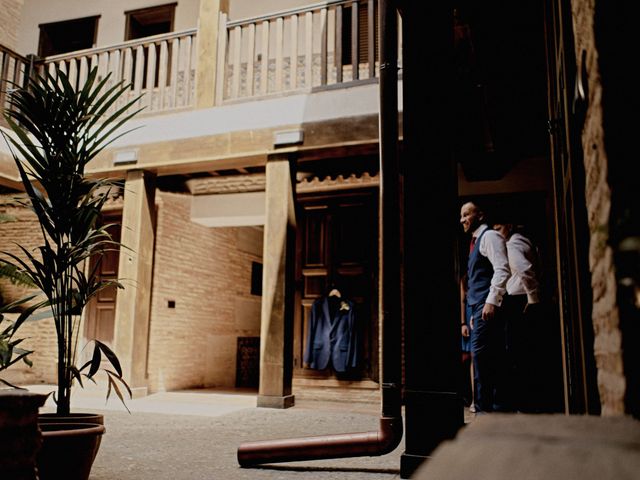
237;0;403;467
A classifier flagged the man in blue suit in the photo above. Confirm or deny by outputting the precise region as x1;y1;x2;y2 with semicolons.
303;293;358;373
460;201;511;413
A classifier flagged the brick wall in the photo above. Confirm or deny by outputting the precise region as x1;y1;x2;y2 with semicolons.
0;202;57;385
570;1;625;415
1;191;265;392
0;0;23;50
147;191;262;393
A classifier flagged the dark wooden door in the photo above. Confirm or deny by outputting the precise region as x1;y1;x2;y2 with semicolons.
84;219;121;346
293;190;378;381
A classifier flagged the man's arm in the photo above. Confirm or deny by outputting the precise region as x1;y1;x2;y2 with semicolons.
508;234;540;304
480;230;511;319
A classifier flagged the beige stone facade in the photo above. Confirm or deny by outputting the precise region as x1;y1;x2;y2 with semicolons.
0;0;23;51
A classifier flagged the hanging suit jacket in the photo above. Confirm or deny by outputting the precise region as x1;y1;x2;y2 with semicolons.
303;296;358;373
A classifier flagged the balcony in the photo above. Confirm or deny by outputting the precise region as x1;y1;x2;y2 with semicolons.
41;29;198;115
1;0;400;119
218;0;396;102
0;45;31;124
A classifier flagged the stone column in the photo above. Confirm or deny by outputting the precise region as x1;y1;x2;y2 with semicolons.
113;170;156;394
195;0;229;108
258;153;296;409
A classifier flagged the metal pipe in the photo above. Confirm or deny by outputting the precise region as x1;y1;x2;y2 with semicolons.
237;0;402;467
238;417;402;466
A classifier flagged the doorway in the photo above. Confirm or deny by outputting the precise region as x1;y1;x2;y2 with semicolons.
293;189;379;383
84;215;121;346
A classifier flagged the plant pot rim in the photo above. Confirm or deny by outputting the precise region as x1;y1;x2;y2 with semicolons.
39;422;106;436
39;412;104;417
39;412;105;425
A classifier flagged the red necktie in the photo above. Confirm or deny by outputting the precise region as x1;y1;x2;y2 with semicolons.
469;236;476;254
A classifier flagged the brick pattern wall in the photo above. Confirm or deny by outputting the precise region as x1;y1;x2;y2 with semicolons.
0;203;57;385
0;0;23;50
571;0;625;415
147;191;262;393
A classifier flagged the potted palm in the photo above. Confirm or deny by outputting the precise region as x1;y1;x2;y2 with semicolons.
1;65;142;479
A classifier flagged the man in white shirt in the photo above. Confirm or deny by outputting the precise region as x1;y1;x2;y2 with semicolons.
460;201;511;413
494;222;542;412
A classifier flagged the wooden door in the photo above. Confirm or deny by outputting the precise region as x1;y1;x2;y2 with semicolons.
84;219;121;346
293;190;378;381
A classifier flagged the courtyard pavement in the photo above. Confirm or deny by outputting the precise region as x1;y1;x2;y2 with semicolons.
27;385;410;480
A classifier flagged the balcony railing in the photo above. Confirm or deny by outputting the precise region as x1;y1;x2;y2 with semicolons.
1;1;402;117
41;29;198;114
217;0;400;102
0;45;32;121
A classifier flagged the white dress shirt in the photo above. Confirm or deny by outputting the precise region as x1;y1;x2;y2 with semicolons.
505;232;540;304
473;224;511;307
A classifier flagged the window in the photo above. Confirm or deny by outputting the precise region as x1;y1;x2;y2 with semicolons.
38;16;99;57
125;3;176;40
125;3;176;88
340;1;379;67
251;262;263;296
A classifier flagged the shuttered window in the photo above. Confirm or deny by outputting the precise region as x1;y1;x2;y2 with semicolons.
341;0;379;67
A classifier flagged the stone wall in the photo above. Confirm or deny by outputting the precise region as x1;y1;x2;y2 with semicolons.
0;0;23;51
146;191;262;393
570;0;625;415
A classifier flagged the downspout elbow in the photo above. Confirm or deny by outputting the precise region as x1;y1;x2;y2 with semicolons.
237;415;403;467
377;416;404;455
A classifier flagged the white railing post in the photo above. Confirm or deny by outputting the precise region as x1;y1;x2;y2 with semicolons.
169;38;180;108
144;44;157;110
290;14;298;90
320;8;328;86
274;17;284;92
189;33;197;104
305;11;313;88
231;25;242;98
132;45;144;108
215;12;228;104
158;40;169;110
246;23;256;96
260;20;270;95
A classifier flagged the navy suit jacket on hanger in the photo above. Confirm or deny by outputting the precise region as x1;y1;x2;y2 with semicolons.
303;295;358;372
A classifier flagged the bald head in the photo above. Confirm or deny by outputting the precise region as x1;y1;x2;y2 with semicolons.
460;201;484;233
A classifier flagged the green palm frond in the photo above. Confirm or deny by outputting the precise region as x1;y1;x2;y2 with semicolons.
0;66;141;413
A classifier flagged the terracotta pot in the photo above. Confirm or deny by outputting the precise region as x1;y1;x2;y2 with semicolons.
36;422;105;480
38;412;104;425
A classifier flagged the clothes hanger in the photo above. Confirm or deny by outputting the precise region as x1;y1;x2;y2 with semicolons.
327;282;341;298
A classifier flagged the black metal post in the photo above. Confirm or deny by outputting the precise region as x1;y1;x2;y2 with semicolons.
399;2;465;478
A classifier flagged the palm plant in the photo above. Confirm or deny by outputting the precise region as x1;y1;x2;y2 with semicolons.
0;66;142;414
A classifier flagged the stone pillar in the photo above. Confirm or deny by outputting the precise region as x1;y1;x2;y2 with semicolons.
0;390;46;480
113;170;156;394
258;153;296;409
195;0;229;108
